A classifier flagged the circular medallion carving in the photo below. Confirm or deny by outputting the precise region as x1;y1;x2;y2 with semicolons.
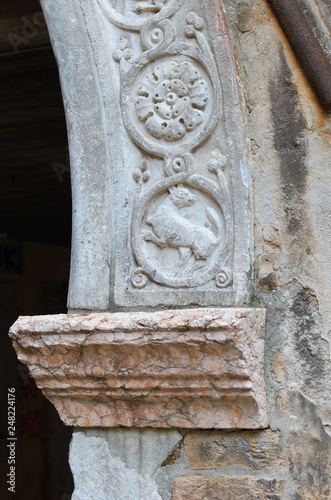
132;176;232;288
123;55;214;156
135;60;209;142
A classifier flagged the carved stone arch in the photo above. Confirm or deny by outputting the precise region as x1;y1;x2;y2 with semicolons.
40;0;252;309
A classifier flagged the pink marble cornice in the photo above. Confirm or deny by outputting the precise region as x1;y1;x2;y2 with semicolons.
9;308;268;429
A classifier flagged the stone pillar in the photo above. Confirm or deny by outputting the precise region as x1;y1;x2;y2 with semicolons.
10;0;269;498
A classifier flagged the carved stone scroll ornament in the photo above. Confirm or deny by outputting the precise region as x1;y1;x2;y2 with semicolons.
95;0;237;294
97;0;181;31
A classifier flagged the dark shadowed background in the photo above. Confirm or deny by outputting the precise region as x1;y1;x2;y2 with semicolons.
1;1;73;498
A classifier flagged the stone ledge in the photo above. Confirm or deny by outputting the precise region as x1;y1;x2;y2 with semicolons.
10;308;267;429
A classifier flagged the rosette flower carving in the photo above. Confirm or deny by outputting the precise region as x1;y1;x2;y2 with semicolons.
135;60;209;142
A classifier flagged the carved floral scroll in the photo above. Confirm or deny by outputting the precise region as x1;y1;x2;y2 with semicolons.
68;0;253;309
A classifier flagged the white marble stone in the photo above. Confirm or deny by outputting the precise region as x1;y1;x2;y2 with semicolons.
70;429;182;500
40;0;113;311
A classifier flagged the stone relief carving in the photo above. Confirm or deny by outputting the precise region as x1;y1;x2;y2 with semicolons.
135;60;208;142
112;37;133;63
131;168;233;288
144;185;221;276
96;0;234;290
123;55;215;157
97;0;181;31
132;160;151;185
132;0;168;15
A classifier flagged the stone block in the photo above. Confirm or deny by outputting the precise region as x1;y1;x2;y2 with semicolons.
184;429;284;470
172;475;285;500
10;307;267;429
70;429;182;500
